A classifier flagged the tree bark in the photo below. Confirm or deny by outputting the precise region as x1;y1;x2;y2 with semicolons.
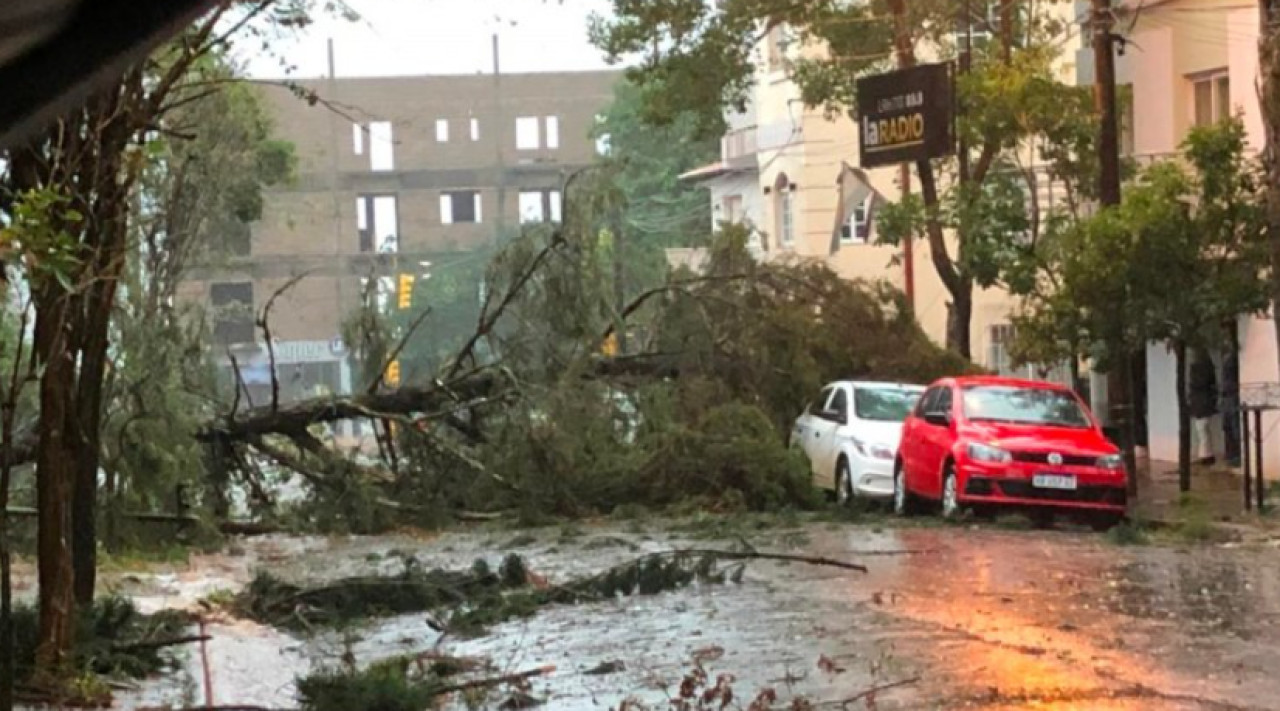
1175;340;1192;493
33;291;77;679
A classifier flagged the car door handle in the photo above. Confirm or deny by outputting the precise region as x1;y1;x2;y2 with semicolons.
814;432;820;438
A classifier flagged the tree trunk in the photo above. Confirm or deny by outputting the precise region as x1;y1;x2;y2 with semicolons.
1174;340;1192;493
1;402;16;711
946;285;973;360
33;297;78;679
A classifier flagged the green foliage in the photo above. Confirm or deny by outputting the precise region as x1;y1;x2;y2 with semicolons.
297;665;439;711
591;78;718;253
0;187;83;290
236;554;529;630
1012;118;1269;371
9;597;189;687
592;1;1090;354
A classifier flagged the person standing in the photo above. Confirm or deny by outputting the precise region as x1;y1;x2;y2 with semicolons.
1188;347;1219;465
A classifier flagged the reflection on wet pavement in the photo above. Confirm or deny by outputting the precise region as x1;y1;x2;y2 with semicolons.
87;522;1280;710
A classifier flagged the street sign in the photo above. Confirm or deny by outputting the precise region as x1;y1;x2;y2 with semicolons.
856;62;954;169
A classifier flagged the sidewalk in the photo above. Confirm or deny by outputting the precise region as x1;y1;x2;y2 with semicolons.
1131;457;1268;523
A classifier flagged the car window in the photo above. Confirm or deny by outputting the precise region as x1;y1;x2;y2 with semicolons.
962;384;1091;428
914;387;939;417
828;388;849;422
808;387;834;415
934;386;952;415
855;386;924;422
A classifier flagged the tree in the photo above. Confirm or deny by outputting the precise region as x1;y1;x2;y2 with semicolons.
1;0;331;681
1013;119;1269;489
589;0;1085;358
590;79;719;343
101;55;294;546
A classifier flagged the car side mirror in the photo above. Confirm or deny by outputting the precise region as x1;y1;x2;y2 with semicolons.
923;411;951;427
822;409;846;424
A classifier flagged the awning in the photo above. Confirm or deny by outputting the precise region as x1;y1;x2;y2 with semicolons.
829;162;885;256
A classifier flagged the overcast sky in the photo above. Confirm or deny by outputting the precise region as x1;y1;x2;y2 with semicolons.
244;0;618;78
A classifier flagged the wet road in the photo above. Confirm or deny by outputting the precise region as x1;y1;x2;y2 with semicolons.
100;519;1280;710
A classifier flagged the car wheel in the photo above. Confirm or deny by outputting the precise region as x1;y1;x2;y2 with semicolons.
893;461;918;517
835;458;854;507
1088;512;1124;532
940;464;961;520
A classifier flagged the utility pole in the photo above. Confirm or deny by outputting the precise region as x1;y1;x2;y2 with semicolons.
958;0;973;185
492;33;507;240
890;0;915;309
1260;1;1280;394
1091;0;1136;485
1093;0;1121;207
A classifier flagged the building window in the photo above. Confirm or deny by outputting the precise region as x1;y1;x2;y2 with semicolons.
545;116;560;149
357;195;399;253
435;118;449;143
722;195;743;224
440;191;482;224
1192;71;1231;126
516;116;540;150
987;323;1015;375
774;174;794;247
369;120;394;171
841;196;871;244
470;117;480;141
211;282;254;345
518;190;562;224
352;123;364;155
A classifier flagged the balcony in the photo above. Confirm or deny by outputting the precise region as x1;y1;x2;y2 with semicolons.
722;127;757;164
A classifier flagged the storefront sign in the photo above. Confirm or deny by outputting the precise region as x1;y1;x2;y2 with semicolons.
857;63;954;169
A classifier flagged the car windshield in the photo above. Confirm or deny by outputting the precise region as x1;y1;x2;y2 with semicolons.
854;386;923;422
962;385;1091;428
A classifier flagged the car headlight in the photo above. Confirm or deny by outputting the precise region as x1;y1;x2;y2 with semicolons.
867;443;895;461
967;442;1012;464
1096;453;1124;471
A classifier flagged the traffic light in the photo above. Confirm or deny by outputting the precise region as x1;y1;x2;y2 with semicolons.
397;273;415;310
386;360;401;386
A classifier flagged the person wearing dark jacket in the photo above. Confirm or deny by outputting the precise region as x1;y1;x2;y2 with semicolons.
1188;348;1218;465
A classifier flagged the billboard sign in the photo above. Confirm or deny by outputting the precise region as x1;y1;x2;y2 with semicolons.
856;63;954;168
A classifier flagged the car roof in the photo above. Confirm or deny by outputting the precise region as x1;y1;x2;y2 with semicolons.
944;375;1072;391
828;380;926;390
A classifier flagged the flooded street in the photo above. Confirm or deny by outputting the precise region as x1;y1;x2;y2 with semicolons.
91;519;1280;710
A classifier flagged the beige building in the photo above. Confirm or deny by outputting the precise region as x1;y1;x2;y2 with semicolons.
686;3;1081;375
181;69;620;409
1117;0;1277;475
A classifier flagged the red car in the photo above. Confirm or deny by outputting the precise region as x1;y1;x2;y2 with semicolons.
894;376;1127;529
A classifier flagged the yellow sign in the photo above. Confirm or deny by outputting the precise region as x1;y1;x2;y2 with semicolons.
386;360;401;386
601;333;618;357
397;274;415;310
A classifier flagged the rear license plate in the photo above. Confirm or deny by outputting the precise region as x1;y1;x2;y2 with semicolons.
1033;473;1077;490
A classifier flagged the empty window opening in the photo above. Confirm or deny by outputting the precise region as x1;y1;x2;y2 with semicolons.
516;116;540;150
357;195;399;252
441;191;482;224
545;116;560;149
369;120;394;171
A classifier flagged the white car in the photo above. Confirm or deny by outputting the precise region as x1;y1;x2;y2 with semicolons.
791;380;926;504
